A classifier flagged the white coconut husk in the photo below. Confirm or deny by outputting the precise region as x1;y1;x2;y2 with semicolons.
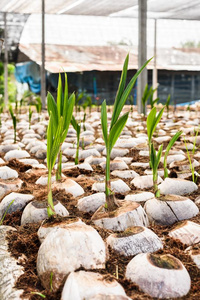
158;178;198;195
92;201;149;231
107;226;163;256
37;217;84;243
0;192;34;219
61;271;127;300
77;192;106;213
37;223;106;290
131;175;163;189
0;178;23;199
126;253;191;298
0;226;25;300
186;244;200;269
0;166;18;179
52;178;84;197
21;200;69;225
169;221;200;245
144;195;199;225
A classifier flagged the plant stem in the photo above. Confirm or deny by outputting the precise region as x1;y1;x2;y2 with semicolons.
75;136;80;165
163;157;168;178
105;151;111;197
47;170;55;217
153;171;160;197
184;138;196;183
14;127;16;144
105;150;118;211
56;145;62;180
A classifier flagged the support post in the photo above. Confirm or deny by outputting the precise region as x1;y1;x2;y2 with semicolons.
4;13;8;107
41;0;46;109
153;19;158;99
137;0;147;114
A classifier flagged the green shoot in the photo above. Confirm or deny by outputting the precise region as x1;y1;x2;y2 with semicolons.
75;91;85;115
149;87;159;108
87;95;92;115
101;54;152;211
71;115;81;165
9;105;17;143
50;271;53;291
184;137;197;183
46;73;75;216
150;143;163;197
128;94;134;113
147;106;165;148
0;199;14;225
35;96;42;121
146;106;165;195
15;99;18;115
19;98;24;114
163;131;183;178
83;112;86;131
192;127;199;155
141;84;152;116
166;94;171;118
47;73;75;181
30;292;46;298
81;137;85;150
29;106;33;129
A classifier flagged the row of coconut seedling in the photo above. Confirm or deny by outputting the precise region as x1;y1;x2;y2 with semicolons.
0;55;199;299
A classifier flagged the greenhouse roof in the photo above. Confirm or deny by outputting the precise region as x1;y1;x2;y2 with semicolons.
1;1;200;72
17;15;200;73
0;0;200;20
18;43;200;73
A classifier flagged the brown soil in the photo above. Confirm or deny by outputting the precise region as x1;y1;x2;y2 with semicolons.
1;147;200;300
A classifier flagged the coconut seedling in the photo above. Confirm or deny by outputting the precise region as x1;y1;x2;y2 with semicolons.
29;106;33;129
147;107;182;194
47;73;75;181
8;105;17;143
147;106;165;152
166;94;171;118
47;73;75;216
184;138;197;183
35;96;42;121
163;130;183;178
30;292;46;299
71;115;81;165
149;87;159;109
101;54;152;211
147;106;165;196
141;84;153;116
150;143;163;197
75;91;85;115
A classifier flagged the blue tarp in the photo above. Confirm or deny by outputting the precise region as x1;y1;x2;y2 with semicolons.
14;62;41;93
176;100;200;106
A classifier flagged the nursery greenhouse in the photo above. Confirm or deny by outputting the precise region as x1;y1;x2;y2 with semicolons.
0;1;200;300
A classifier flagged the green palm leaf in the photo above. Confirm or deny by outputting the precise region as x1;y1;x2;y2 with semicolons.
57;74;62;119
111;57;153;128
108;112;129;153
101;100;108;147
111;54;129;128
50;118;64;168
63;93;75;134
147;106;165;144
47;113;53;171
47;92;58;132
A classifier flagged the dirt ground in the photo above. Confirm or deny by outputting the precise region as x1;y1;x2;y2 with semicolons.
3;148;200;300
